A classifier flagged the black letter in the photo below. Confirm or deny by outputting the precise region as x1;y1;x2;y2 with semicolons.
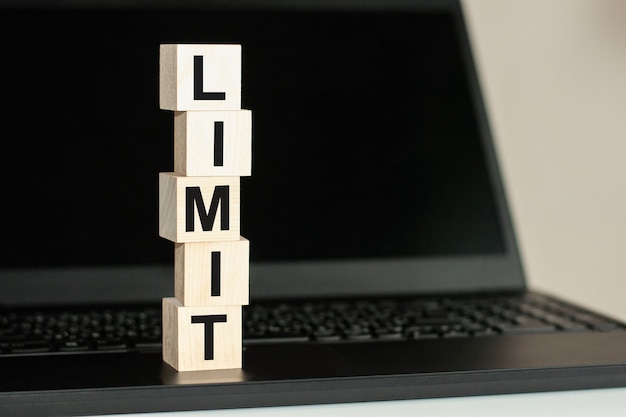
214;121;224;167
191;315;227;360
185;186;230;232
211;251;221;297
194;56;226;101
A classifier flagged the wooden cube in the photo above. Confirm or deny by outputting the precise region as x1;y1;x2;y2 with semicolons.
160;44;241;111
174;110;252;177
162;298;242;371
159;173;240;243
175;238;249;306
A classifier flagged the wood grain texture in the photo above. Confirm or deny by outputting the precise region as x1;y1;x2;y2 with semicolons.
159;173;240;243
175;238;250;306
162;298;242;371
161;367;246;385
160;44;241;111
174;110;252;177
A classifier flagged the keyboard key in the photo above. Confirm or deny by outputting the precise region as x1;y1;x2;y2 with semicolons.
498;319;556;335
443;330;469;338
573;314;620;331
95;338;128;350
473;328;498;337
58;340;90;352
410;331;439;340
10;340;52;354
245;336;310;345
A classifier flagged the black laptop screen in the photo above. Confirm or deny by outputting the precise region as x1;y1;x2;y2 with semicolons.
1;7;504;268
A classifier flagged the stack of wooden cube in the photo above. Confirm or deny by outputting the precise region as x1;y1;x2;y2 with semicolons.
158;44;251;372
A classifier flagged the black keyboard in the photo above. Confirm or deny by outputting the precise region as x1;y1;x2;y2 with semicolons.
1;293;622;355
244;293;623;344
0;306;163;355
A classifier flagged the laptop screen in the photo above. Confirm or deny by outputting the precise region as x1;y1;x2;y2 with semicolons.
0;2;523;300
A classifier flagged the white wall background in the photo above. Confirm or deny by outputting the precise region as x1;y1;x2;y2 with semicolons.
463;0;626;317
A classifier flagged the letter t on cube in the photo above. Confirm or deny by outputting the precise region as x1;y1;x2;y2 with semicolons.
163;298;243;371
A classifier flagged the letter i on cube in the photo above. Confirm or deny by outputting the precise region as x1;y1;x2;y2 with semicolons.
159;44;252;372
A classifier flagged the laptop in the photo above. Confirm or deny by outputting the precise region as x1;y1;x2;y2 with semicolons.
1;0;625;415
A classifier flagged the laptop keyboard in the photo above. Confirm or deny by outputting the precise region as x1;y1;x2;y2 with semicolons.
1;293;622;355
244;293;622;344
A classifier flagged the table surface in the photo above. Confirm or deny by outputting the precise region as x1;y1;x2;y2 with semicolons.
110;387;626;417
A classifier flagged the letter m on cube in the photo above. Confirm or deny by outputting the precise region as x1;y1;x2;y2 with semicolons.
159;173;240;243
